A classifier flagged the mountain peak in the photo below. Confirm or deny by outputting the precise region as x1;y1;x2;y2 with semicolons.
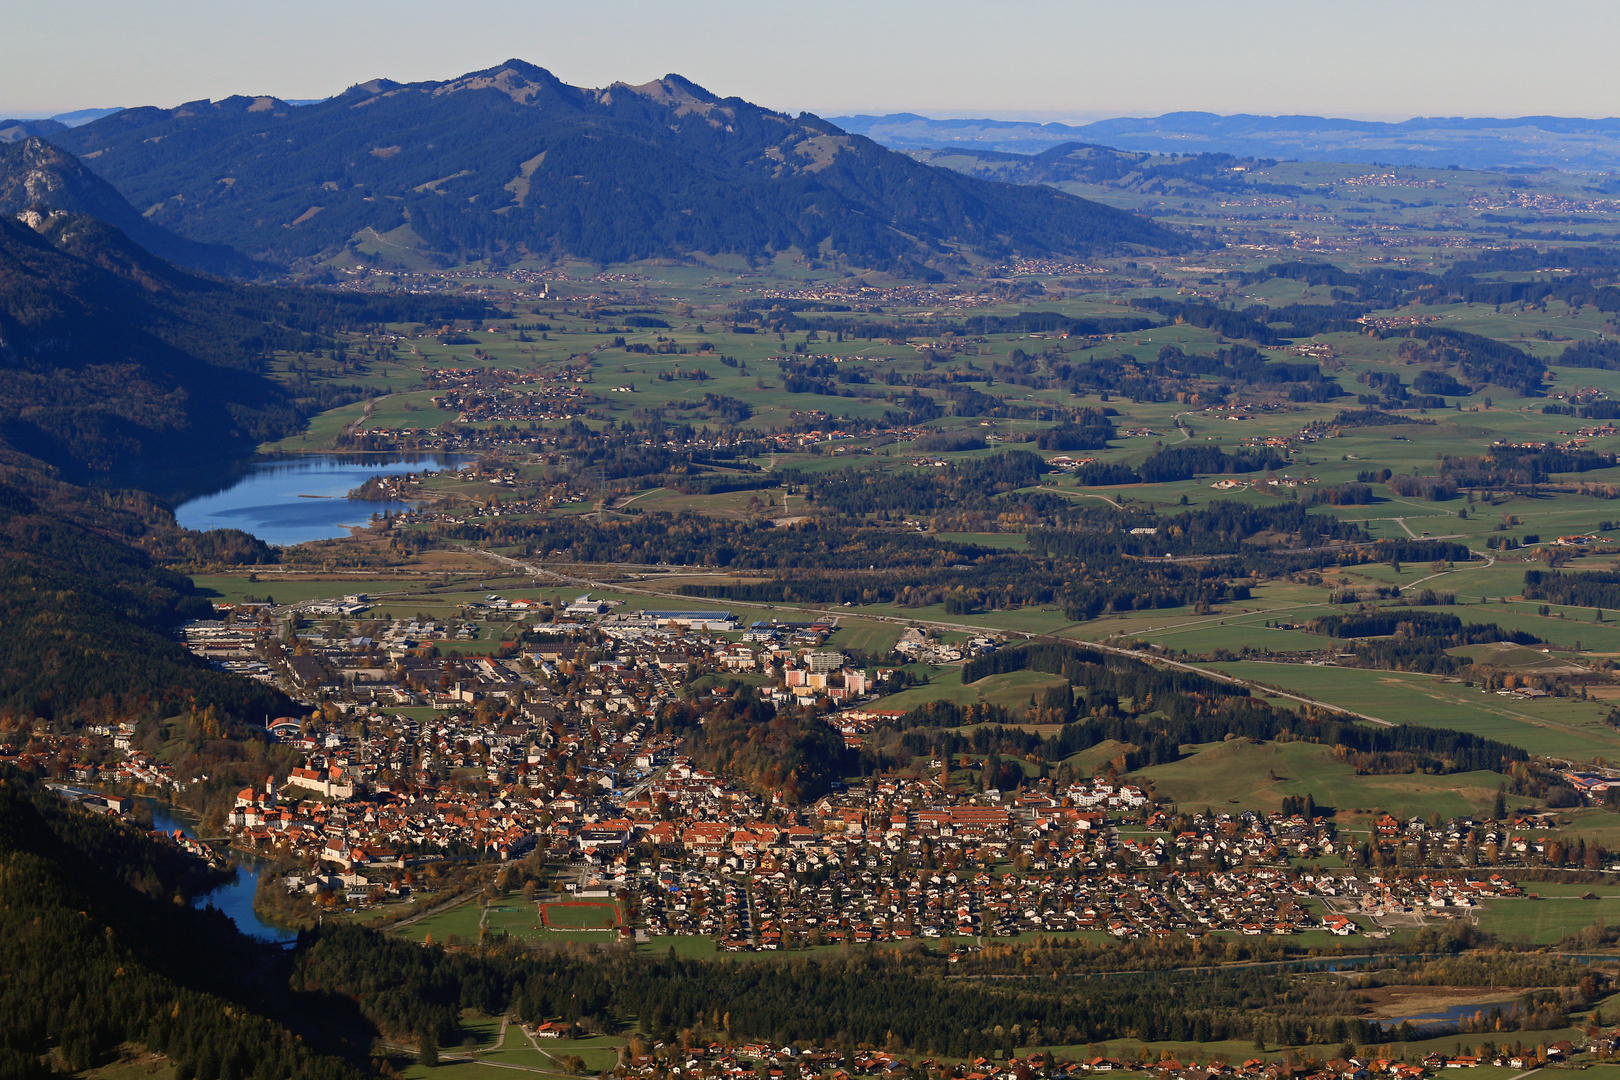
611;74;726;117
0;137;262;277
435;60;572;106
52;61;1191;270
346;78;403;97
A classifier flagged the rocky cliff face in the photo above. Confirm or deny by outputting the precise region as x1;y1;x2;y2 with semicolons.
0;137;261;277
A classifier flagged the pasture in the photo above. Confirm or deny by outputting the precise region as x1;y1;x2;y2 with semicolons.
1473;896;1620;944
1195;659;1620;760
1138;739;1528;822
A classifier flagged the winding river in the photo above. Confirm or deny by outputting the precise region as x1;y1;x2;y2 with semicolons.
152;805;298;945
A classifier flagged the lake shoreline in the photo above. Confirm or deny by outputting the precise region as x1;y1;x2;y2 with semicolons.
173;451;471;547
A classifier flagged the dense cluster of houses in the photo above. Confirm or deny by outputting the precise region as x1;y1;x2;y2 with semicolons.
608;1037;1602;1080
632;862;1378;947
430;369;590;424
184;598;892;719
749;281;1005;312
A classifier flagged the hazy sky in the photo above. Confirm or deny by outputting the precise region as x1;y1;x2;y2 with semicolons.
5;0;1620;121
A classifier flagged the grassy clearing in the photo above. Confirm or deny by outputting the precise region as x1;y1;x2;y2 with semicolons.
875;668;1069;711
642;935;724;958
1057;738;1137;775
937;532;1031;551
824;619;903;655
188;574;422;605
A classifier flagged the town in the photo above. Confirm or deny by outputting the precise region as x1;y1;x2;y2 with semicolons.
9;587;1585;954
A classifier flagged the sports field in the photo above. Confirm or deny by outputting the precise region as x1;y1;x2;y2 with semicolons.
540;902;619;929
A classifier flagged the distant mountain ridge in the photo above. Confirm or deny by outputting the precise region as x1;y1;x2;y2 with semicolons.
45;60;1188;274
0;138;263;276
0;108;123;143
0;118;66;142
831;111;1620;171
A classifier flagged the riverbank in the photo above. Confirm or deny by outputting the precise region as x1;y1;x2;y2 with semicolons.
150;802;299;945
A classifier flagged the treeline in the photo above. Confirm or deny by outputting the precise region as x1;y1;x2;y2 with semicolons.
1034;408;1115;449
1453;445;1620;486
1150;344;1344;401
679;550;1253;621
1386;328;1546;398
293;917;1596;1058
1524;568;1620;608
1030;502;1366;560
1139;444;1292;483
989;341;1342;404
732;305;1157;343
1557;339;1620;370
296;922;1404;1057
790;451;1050;516
1312;611;1537;641
1365;444;1620;502
1308;611;1541;677
1128;298;1286;346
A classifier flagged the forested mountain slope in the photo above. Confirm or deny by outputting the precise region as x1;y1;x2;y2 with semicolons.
0;210;486;481
0;138;262;276
0;478;294;726
49;60;1189;272
0;769;368;1080
0;118;68;143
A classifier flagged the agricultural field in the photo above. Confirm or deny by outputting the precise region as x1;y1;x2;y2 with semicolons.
1195;660;1620;759
1473;895;1620;944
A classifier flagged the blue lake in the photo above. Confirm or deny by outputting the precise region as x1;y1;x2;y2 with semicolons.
175;453;467;546
152;806;298;946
